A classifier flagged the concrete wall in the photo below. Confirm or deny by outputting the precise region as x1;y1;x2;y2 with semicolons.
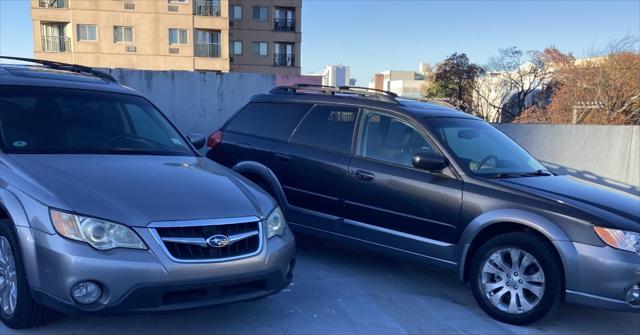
106;69;275;136
497;124;640;195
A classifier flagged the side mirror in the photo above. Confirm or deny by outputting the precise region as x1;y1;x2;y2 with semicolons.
188;133;206;150
412;152;449;172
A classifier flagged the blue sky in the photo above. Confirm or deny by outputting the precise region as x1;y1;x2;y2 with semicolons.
2;0;639;84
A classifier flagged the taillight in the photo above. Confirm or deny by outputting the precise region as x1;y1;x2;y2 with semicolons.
207;130;223;149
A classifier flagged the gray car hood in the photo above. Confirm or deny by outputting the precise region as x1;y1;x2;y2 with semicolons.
495;175;640;232
8;154;273;227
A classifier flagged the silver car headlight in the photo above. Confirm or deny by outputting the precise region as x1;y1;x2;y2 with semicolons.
594;226;640;255
50;209;146;250
265;207;286;239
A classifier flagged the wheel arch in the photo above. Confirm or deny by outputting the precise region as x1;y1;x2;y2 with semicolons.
457;209;570;287
231;161;288;208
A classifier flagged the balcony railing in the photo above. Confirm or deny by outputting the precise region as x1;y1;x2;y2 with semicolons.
274;18;295;32
39;0;66;8
274;53;295;67
42;36;70;52
195;43;220;58
195;0;221;16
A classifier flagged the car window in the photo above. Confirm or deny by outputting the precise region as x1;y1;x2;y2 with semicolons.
290;105;358;154
426;118;545;177
358;111;436;167
0;86;193;156
225;102;311;141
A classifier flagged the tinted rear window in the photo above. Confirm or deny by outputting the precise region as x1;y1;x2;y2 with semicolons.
225;102;311;141
290;105;358;154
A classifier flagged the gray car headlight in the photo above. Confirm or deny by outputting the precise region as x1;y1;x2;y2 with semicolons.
265;207;286;239
594;226;640;255
50;209;146;250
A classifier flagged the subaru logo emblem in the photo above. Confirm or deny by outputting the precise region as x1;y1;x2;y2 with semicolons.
207;234;230;248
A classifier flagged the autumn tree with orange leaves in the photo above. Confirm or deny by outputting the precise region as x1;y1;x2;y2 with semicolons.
516;37;640;124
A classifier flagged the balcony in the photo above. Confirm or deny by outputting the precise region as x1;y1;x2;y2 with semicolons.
274;18;295;32
38;0;66;8
195;0;221;16
41;36;70;52
274;53;294;67
195;43;220;58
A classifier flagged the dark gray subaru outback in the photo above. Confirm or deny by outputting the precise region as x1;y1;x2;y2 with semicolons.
208;85;640;325
0;58;295;329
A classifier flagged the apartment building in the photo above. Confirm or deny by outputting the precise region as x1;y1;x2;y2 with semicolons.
31;0;301;74
227;0;301;75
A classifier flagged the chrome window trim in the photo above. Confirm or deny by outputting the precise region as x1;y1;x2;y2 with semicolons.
148;216;263;263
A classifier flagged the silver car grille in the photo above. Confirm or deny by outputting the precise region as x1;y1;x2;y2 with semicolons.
148;216;263;263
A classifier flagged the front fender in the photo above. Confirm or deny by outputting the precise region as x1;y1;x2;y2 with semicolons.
232;161;288;209
0;188;46;288
456;209;573;281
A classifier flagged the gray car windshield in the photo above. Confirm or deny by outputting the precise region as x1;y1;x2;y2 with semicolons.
425;118;548;178
0;86;194;156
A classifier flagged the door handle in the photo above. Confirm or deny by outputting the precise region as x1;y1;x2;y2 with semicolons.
355;170;375;182
275;153;291;162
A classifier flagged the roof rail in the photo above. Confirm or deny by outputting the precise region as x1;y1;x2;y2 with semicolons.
0;56;118;83
269;84;399;104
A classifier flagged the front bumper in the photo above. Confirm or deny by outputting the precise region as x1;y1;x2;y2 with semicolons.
557;241;640;313
27;226;296;315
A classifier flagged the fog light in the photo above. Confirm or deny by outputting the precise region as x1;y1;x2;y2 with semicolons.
71;281;102;305
626;285;640;308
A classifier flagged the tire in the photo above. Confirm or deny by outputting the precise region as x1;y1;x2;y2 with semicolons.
470;232;562;325
0;220;53;329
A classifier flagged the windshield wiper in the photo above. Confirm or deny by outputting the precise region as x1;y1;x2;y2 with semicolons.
522;169;554;177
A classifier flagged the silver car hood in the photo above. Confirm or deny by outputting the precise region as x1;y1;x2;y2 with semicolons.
6;154;273;227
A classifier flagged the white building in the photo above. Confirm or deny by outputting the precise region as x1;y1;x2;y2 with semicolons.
311;65;351;87
369;63;432;99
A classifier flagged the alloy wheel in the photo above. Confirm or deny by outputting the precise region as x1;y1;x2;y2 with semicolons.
480;247;545;314
0;236;17;316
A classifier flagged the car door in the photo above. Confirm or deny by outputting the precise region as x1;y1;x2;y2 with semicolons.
343;109;463;260
273;104;359;233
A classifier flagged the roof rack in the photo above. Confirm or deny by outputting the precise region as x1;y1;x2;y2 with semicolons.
269;84;399;104
0;56;118;83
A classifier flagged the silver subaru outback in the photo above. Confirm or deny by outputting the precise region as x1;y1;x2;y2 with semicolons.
0;58;296;329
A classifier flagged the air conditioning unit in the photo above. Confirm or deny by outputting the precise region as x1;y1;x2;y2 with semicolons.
126;45;137;53
169;47;179;54
168;5;178;12
124;3;135;10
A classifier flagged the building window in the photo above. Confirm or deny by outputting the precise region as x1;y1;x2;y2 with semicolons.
195;30;220;58
274;42;295;66
113;26;134;43
252;6;268;21
274;7;295;32
41;23;69;52
231;41;243;55
252;42;268;56
169;28;188;45
168;0;188;3
77;24;97;41
230;5;242;20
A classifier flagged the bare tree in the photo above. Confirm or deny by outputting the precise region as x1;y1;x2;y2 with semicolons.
473;47;564;122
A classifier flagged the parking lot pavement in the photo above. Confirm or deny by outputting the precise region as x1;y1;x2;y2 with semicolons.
3;234;639;335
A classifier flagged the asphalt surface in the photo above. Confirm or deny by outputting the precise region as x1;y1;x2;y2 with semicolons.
2;234;638;335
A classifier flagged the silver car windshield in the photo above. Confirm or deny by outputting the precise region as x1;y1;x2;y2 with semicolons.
0;86;194;156
425;118;548;178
